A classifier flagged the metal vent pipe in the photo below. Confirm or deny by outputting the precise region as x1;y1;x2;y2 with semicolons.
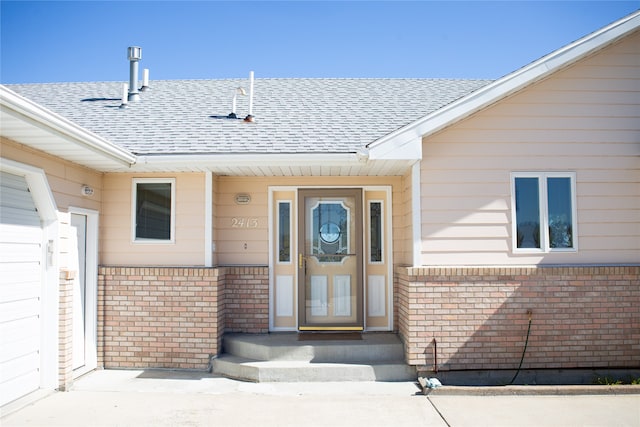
244;71;255;122
127;46;142;102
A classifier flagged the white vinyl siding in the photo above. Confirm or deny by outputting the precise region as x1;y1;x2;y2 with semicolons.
419;31;640;266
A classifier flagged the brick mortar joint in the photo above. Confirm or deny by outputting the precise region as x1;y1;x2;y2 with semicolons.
395;265;640;278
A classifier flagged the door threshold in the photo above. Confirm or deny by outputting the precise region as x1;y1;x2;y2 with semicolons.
298;326;364;331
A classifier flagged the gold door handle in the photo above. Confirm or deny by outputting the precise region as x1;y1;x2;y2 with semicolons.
299;253;303;268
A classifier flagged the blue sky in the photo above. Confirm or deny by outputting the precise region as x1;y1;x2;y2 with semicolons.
1;1;638;83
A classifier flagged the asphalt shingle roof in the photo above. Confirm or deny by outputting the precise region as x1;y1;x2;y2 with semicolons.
7;78;492;155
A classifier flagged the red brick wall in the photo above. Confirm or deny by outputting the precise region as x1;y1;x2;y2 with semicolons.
224;267;269;333
396;266;640;371
98;267;223;370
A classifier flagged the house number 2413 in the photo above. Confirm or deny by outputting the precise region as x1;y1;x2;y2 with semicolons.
231;217;259;228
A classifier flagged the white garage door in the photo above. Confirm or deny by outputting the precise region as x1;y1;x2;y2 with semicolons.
0;171;43;407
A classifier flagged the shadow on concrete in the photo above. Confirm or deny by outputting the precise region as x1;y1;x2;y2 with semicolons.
136;369;216;381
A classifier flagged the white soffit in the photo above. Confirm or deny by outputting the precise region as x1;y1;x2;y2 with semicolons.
368;10;640;152
133;153;414;176
1;86;136;172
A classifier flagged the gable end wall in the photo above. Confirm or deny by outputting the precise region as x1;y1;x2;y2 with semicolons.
419;30;640;266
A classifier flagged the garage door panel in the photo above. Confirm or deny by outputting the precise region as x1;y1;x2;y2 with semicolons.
0;315;40;343
0;260;42;274
0;243;42;263
0;280;40;303
0;260;40;281
0;351;39;382
0;328;39;362
0;298;40;323
0;223;43;243
0;369;40;407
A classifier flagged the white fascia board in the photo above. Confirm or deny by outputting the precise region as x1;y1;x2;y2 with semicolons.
368;10;640;151
134;152;359;169
0;85;136;166
368;135;421;161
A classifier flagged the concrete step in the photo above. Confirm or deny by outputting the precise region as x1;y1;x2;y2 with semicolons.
221;333;405;363
213;355;416;382
213;333;416;382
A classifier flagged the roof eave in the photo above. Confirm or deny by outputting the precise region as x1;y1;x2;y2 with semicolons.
0;85;137;169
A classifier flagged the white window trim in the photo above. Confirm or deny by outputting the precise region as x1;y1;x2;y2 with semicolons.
511;172;577;254
131;178;176;244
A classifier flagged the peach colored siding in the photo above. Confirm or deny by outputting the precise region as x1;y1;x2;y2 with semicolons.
214;177;268;266
100;174;403;267
215;176;403;266
1;137;102;213
101;173;206;266
419;31;640;266
396;169;413;266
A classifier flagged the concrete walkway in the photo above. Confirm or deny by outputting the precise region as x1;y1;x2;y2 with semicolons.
2;369;639;427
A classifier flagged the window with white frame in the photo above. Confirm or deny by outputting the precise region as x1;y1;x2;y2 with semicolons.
132;178;175;242
511;172;576;252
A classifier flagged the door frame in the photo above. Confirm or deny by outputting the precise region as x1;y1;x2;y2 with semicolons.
268;185;394;332
297;188;363;331
68;207;99;377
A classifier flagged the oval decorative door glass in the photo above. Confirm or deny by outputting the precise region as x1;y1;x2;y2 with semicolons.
312;201;350;263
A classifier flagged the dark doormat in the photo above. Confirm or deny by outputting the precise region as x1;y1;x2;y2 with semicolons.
298;332;362;341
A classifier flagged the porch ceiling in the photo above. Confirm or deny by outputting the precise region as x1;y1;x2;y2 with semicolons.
131;154;416;176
